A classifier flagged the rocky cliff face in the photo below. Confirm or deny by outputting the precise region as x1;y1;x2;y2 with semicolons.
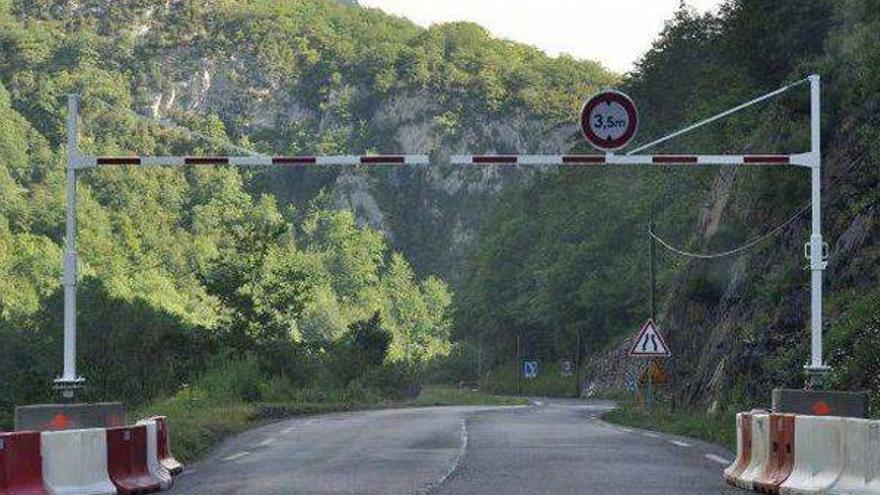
129;39;585;285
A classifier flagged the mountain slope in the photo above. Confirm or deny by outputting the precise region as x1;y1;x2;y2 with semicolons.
5;0;615;284
570;1;880;413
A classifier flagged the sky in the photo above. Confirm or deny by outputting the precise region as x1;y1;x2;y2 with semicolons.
358;0;726;73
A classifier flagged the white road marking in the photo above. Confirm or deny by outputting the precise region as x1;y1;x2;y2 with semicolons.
619;428;634;433
534;400;544;406
643;432;660;438
221;451;251;462
669;440;693;448
281;426;296;434
179;469;196;476
705;454;732;465
258;438;276;447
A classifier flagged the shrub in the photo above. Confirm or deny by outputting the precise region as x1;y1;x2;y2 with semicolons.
423;342;480;385
259;375;300;403
363;360;419;400
327;312;392;387
196;354;265;403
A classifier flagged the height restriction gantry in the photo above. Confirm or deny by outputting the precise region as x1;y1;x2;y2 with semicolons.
55;74;828;398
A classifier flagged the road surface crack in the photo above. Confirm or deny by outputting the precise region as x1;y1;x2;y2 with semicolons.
418;417;468;495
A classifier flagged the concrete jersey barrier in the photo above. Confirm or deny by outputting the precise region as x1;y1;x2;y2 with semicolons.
827;418;880;494
738;413;770;490
41;428;117;495
780;415;844;495
725;412;752;486
106;425;161;495
137;420;172;490
149;417;182;476
0;431;49;495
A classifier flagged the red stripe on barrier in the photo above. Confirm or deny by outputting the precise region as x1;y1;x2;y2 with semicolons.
653;155;698;163
360;156;405;164
272;156;316;165
754;414;796;494
107;426;161;494
725;413;753;487
152;417;183;476
472;155;518;164
0;432;48;495
184;157;229;165
744;155;790;164
562;155;605;164
97;157;142;165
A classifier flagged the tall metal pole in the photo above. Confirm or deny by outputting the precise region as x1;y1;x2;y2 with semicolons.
805;74;830;386
55;94;84;398
477;339;483;385
574;329;582;397
649;222;657;321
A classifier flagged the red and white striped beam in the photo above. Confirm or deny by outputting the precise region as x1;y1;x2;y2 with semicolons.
77;154;428;168
75;152;813;168
450;153;811;167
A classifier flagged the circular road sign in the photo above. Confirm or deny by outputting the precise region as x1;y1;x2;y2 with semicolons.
580;90;639;151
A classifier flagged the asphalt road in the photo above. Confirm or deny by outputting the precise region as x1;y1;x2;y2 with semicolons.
171;399;741;495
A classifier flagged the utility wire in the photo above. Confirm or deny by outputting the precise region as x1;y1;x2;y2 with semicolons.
649;202;811;259
631;77;813;259
647;149;867;261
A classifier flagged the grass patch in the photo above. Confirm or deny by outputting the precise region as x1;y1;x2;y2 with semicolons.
131;387;256;463
131;384;527;463
403;385;530;407
602;398;737;451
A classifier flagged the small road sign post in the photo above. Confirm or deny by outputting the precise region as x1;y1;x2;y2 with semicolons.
523;361;538;379
639;360;667;386
561;360;573;377
629;319;671;358
630;319;670;409
637;360;669;409
580;89;639;152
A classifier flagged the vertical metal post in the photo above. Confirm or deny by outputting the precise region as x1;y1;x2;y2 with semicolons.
649;222;657;321
477;339;483;385
805;74;830;386
574;330;582;397
516;333;521;396
55;95;85;398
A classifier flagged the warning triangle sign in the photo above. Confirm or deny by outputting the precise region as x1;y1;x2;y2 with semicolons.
629;319;671;357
